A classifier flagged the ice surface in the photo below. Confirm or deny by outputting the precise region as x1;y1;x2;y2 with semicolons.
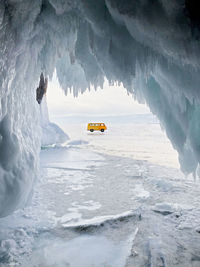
152;202;179;215
67;139;89;146
61;210;136;228
0;145;199;266
1;0;200;215
22;235;134;267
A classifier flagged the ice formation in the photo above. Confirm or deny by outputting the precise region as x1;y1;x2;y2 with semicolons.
1;0;200;215
37;73;69;146
40;94;69;146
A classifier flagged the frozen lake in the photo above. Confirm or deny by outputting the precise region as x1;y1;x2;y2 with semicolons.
55;118;180;169
1;120;200;266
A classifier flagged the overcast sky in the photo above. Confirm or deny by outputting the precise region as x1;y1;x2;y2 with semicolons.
47;73;150;118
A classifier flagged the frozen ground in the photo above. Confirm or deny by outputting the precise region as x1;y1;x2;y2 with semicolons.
54;120;180;169
0;123;200;266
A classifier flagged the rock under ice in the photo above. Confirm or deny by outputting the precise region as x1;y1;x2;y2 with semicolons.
1;0;200;216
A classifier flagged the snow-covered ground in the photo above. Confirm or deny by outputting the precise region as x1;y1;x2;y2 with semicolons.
0;121;200;266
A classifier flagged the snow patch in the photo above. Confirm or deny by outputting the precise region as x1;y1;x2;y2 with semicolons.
131;184;150;200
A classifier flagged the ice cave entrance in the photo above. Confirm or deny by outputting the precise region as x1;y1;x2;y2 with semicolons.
46;72;180;170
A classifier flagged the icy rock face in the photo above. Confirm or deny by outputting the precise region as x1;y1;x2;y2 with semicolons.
1;0;200;215
0;1;43;217
37;73;69;146
40;95;69;146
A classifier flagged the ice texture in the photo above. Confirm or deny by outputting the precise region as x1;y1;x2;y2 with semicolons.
40;95;69;146
1;0;200;215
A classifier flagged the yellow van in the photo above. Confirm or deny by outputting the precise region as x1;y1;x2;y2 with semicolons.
87;123;107;132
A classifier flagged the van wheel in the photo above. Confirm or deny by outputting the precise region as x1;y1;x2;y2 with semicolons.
101;129;104;132
90;129;94;132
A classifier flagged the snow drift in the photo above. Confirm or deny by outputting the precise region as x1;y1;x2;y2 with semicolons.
1;0;200;216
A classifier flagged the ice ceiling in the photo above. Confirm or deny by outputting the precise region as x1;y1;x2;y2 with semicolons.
1;0;200;216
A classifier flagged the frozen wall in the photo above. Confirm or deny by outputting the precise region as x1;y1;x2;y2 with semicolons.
1;0;200;216
40;95;69;146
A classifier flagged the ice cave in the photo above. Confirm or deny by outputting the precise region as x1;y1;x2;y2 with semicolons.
1;0;200;266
